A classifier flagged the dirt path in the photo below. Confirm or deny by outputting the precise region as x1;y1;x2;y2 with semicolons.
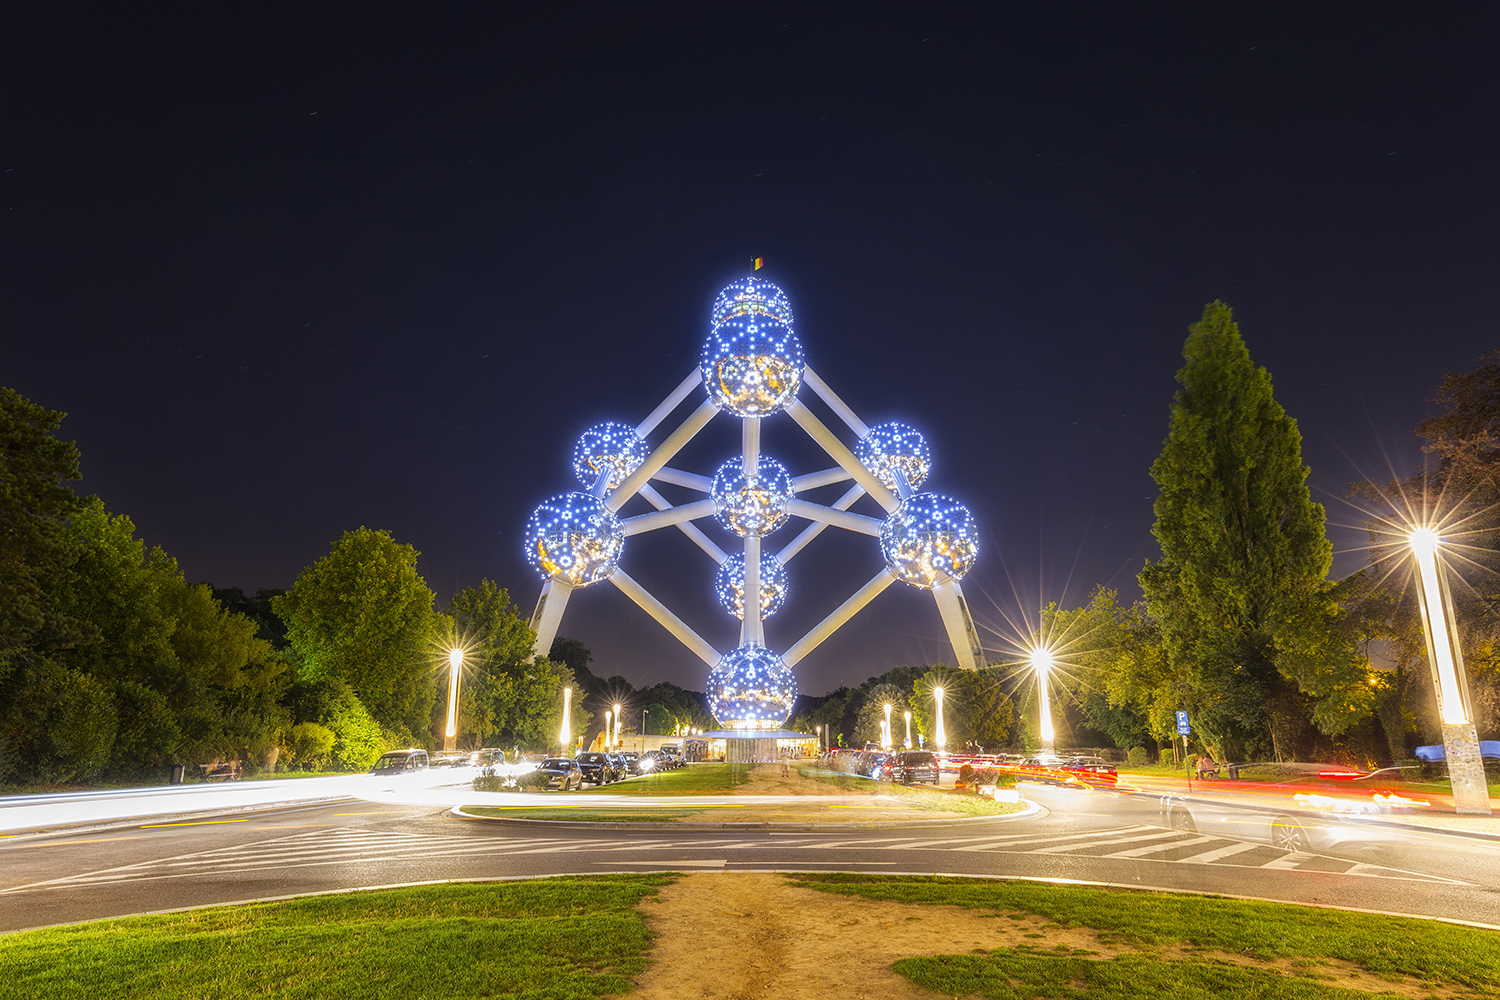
626;873;1459;999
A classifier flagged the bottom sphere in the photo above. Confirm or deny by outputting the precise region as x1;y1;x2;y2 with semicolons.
706;645;797;731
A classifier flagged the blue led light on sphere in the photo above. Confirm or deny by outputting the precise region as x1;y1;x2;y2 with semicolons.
880;492;979;589
524;492;624;587
710;456;795;536
715;552;789;620
572;421;649;491
701;277;804;416
857;421;932;493
707;644;798;731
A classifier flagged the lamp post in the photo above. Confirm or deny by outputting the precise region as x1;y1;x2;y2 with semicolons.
443;648;463;752
882;703;892;750
613;702;622;747
642;708;648;753
560;687;572;754
603;710;612;752
1030;647;1055;749
815;724;822;754
933;686;946;752
903;710;912;749
1410;529;1492;814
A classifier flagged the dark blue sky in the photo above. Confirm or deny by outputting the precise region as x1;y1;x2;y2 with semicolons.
4;5;1496;695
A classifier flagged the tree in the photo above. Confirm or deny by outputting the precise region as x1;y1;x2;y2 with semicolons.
0;387;87;668
853;683;905;746
274;527;441;736
1140;302;1371;760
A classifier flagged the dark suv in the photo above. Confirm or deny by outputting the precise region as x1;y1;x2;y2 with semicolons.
891;750;940;785
575;752;618;786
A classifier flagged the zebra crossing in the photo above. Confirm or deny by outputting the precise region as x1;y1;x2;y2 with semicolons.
0;822;1466;895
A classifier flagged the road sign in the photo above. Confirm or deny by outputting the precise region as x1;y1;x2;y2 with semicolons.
1175;710;1190;735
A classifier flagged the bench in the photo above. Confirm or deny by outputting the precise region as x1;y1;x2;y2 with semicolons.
199;760;242;782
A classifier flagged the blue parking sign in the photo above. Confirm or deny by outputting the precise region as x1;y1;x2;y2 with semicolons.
1175;711;1190;735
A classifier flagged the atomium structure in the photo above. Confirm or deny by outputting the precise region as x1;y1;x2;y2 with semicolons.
524;275;986;735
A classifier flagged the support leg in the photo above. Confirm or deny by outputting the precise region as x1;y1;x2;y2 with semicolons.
932;578;985;670
529;578;574;661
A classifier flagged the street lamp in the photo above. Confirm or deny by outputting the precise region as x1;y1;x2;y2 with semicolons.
603;710;612;752
1030;647;1055;748
560;687;572;754
904;710;912;749
443;648;463;752
933;685;946;752
1409;528;1491;814
815;724;822;754
613;702;622;747
882;702;892;750
642;708;649;753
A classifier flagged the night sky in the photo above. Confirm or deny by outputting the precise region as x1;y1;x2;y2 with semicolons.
4;6;1496;697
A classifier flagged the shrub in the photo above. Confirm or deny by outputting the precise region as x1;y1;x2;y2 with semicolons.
287;722;336;770
1127;746;1148;766
110;681;183;770
958;764;975;785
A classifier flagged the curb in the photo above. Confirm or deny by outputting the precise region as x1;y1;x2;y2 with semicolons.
447;798;1045;831
0;795;359;843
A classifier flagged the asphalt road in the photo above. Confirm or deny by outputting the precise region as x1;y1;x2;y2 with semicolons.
3;784;1498;934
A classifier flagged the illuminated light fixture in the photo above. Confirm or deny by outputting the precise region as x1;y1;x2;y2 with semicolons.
1030;647;1055;746
711;456;795;536
603;710;612;749
613;702;622;746
904;709;912;749
883;703;893;750
444;648;464;750
880;492;979;589
1407;527;1491;814
933;686;946;751
715;551;789;619
524;492;624;587
560;687;572;752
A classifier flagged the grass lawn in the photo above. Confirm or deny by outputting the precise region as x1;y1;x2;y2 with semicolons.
578;762;752;795
0;876;669;1000
795;765;1027;816
790;873;1500;997
462;805;725;822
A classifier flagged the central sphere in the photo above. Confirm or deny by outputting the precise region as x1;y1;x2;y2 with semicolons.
701;277;804;416
715;552;789;620
879;492;979;589
523;492;624;588
572;421;650;492
706;644;797;731
857;421;932;493
710;457;794;536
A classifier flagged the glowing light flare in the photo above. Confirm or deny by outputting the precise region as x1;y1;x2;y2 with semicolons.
613;702;622;746
444;648;463;739
715;551;789;619
711;456;795;537
904;709;912;749
1030;647;1055;744
524;492;625;587
707;644;797;731
857;421;932;493
880;492;979;588
933;686;946;750
883;702;893;750
1409;529;1468;725
572;422;649;491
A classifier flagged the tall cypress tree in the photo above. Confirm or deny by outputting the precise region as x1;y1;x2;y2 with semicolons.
1140;302;1369;760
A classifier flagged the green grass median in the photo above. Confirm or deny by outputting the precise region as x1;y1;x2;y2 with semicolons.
0;876;669;1000
579;762;751;794
790;873;1500;997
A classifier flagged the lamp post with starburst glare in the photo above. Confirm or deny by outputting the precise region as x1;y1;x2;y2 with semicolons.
1409;528;1492;815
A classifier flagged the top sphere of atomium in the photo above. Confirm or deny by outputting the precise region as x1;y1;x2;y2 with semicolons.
706;644;798;731
524;492;625;588
879;492;979;589
710;456;795;536
572;421;649;492
701;277;804;416
857;421;932;494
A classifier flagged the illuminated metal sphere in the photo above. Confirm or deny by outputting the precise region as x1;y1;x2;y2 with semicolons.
715;552;789;620
857;421;932;493
701;278;804;415
572;421;649;491
706;644;798;731
710;276;794;328
879;492;979;588
710;456;795;536
523;492;624;588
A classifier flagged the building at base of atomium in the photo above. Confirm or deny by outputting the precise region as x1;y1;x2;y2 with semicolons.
523;275;985;752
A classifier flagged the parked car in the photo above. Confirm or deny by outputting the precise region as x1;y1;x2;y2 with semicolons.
618;752;643;775
369;748;429;775
891;750;940;784
536;757;584;791
866;752;892;779
576;752;619;786
429;752;468;769
605;752;631;778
